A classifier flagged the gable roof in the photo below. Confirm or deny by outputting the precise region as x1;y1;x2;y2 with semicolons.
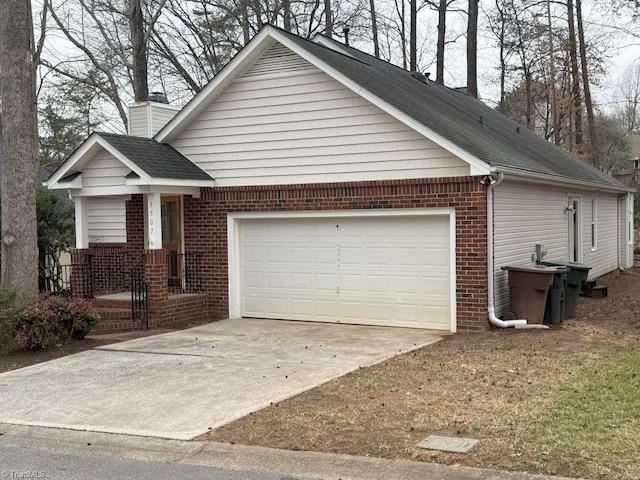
157;24;628;192
46;132;214;190
96;133;212;181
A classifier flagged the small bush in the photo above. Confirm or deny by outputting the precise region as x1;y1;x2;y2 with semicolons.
0;285;18;354
13;295;100;350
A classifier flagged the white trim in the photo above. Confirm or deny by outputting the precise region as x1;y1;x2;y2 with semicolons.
628;194;634;246
155;26;490;176
227;208;457;332
567;195;582;263
590;195;597;251
498;168;632;194
74;197;89;249
69;185;202;197
145;192;163;249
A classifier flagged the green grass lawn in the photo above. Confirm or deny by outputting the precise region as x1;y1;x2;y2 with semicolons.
512;348;640;479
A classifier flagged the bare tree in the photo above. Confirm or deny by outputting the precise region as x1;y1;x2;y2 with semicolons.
436;0;448;84
575;0;597;165
370;0;380;58
410;0;417;71
615;64;640;133
325;0;332;36
0;0;39;303
466;0;478;97
566;0;583;151
130;0;149;102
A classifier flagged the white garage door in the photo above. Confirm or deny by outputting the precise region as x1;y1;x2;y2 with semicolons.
238;214;452;330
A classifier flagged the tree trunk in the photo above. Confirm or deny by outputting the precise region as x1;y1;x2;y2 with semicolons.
283;0;291;31
129;0;148;102
495;0;506;107
466;0;478;97
325;0;332;37
241;0;250;45
566;0;583;150
547;0;560;145
436;0;446;84
0;0;39;305
370;0;380;58
576;0;598;166
410;0;417;71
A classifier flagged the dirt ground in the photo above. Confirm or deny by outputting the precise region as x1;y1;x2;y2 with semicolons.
202;265;640;478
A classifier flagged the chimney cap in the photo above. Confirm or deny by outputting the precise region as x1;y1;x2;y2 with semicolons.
148;91;169;104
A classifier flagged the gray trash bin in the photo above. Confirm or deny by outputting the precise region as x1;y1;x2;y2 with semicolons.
539;261;591;318
544;266;569;324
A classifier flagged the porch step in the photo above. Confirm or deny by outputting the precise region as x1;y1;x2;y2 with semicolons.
582;281;608;299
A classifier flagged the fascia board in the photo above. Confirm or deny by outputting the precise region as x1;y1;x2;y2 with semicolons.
497;167;634;194
46;134;101;187
155;27;278;143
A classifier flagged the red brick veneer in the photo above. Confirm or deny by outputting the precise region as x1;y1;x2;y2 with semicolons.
176;177;488;331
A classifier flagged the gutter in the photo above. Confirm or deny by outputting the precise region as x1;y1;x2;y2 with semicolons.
485;172;527;328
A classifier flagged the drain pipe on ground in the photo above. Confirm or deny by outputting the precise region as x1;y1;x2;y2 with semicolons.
485;172;527;328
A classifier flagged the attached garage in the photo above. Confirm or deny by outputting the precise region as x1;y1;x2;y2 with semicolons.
228;210;456;331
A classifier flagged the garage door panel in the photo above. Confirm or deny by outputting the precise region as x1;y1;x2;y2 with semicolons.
238;214;452;330
243;271;264;288
363;247;391;265
313;246;337;264
290;273;312;290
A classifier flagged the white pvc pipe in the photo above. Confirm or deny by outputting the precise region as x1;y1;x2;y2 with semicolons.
486;173;527;328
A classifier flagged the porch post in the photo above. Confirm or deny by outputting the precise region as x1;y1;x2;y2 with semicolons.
145;192;162;249
74;196;89;249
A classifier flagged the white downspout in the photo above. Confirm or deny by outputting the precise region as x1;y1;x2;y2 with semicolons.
486;173;527;328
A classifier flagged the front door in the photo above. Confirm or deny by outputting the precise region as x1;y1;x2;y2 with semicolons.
161;196;182;288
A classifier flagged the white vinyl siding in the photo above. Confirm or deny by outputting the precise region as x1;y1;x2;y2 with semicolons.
581;193;618;278
129;103;180;138
87;196;126;243
236;214;453;330
494;182;623;317
82;150;129;188
171;43;469;186
493;182;568;317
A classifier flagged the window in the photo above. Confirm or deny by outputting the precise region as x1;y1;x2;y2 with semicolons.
590;196;597;250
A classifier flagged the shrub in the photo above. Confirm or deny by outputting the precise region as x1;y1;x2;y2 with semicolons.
0;285;18;354
13;295;100;350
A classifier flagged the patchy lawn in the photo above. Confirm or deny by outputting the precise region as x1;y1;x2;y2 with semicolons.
202;267;640;480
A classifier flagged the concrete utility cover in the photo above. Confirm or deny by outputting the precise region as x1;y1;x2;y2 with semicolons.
416;435;479;453
0;319;442;440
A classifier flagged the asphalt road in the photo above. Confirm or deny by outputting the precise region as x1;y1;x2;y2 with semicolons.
1;444;311;480
0;424;575;480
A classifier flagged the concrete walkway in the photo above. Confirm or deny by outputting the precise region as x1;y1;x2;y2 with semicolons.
0;319;442;440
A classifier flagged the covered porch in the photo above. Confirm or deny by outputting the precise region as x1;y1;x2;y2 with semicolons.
44;132;215;332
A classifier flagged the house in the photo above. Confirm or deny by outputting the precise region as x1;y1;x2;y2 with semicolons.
45;25;634;333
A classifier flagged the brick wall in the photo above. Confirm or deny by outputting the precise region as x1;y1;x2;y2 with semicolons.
176;177;489;331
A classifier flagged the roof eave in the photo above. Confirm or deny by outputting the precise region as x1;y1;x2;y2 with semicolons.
494;166;635;194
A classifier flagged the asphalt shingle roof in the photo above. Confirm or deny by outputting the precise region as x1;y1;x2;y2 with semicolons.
97;132;213;181
282;31;626;190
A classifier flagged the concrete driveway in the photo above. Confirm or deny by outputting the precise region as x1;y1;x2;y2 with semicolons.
0;319;442;440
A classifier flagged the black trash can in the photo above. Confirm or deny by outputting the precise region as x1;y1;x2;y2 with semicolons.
544;266;569;324
539;261;591;318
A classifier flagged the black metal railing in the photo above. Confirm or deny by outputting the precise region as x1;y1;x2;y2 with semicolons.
89;252;126;296
38;262;76;297
131;256;148;329
167;252;203;294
